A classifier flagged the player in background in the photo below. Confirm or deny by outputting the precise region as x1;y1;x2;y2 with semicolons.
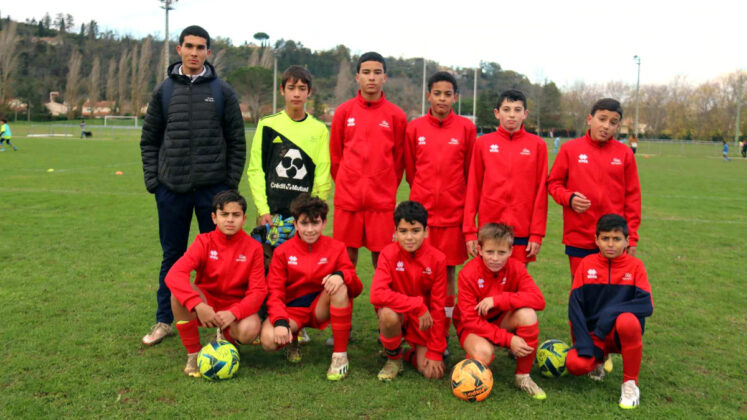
370;201;447;381
453;223;547;400
404;71;476;352
0;117;18;151
463;89;548;265
330;52;407;270
165;190;266;377
565;214;653;410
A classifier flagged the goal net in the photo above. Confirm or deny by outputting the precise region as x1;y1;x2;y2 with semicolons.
104;115;139;128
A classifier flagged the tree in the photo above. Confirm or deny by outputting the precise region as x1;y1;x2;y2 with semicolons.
87;20;98;40
539;81;562;133
88;55;101;112
227;66;273;123
333;57;354;107
65;50;83;119
54;13;66;33
211;49;226;76
561;81;602;137
117;50;130;113
253;32;269;48
105;58;117;102
0;21;20;103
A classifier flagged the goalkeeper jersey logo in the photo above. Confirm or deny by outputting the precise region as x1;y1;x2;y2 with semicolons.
276;149;307;180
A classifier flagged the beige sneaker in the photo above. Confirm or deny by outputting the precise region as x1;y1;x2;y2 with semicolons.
377;358;404;381
588;363;606;381
141;322;174;346
184;352;201;378
298;328;311;345
515;374;547;400
619;380;640;409
326;353;349;381
286;341;302;363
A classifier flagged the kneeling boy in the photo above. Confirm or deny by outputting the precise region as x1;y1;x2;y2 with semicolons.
261;193;362;381
166;190;267;377
565;214;653;410
370;201;447;381
453;223;547;400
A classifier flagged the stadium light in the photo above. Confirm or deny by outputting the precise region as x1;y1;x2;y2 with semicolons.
633;55;641;138
160;0;178;78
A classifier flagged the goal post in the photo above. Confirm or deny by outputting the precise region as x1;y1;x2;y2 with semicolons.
104;115;139;128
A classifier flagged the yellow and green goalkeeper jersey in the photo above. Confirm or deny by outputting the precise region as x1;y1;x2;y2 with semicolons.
248;110;331;216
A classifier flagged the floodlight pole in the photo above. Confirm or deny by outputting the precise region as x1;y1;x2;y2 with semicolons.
735;71;743;146
473;66;478;124
160;0;178;78
633;55;641;137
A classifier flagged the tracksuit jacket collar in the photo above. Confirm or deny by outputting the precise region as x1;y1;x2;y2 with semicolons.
355;90;388;108
496;124;527;140
425;109;456;127
583;130;615;148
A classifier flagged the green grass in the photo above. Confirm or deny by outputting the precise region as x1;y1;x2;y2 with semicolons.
1;126;745;418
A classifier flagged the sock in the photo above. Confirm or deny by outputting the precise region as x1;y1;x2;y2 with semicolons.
329;303;353;353
403;347;418;369
616;313;642;384
514;322;539;375
444;295;455;340
380;334;402;360
221;327;237;346
176;319;201;354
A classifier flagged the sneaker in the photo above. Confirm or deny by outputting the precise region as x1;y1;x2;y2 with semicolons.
377;358;403;382
184;352;201;378
604;355;614;373
619;380;640;409
141;322;174;346
515;375;547;400
326;353;349;381
588;363;606;381
298;328;311;345
286;341;302;363
251;336;261;345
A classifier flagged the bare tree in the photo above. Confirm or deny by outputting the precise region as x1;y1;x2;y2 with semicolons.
333;57;354;107
211;49;226;76
105;58;117;102
259;46;274;69
88;56;101;114
131;37;152;116
561;81;602;136
0;21;20;103
117;51;130;114
65;50;83;119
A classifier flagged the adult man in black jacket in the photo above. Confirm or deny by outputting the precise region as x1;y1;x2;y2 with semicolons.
140;25;246;346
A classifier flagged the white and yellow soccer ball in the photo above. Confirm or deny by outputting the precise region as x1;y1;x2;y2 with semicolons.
535;339;570;378
197;339;240;380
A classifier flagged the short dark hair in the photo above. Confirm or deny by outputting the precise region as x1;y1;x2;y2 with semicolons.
393;200;428;228
212;190;247;213
596;214;629;237
477;223;514;247
496;89;527;110
290;193;329;221
590;98;623;118
356;52;386;73
427;71;458;93
281;65;312;91
179;25;210;49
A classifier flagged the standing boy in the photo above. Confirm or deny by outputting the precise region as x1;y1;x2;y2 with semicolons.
404;71;476;347
548;98;641;278
370;201;447;381
330;52;407;269
165;190;266;377
565;214;653;410
140;25;246;346
261;194;362;381
463;89;548;264
453;223;547;400
0;117;17;151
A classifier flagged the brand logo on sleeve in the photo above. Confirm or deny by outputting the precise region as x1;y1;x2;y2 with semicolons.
347;117;356;127
489;144;499;153
236;254;246;262
318;257;328;265
209;250;219;260
448;138;459;145
417;136;426;145
587;268;597;279
578;154;589;164
396;261;405;272
520;148;531;156
611;157;622;165
288;255;298;265
478;278;485;288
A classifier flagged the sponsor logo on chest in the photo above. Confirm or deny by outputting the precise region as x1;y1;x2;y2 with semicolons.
587;268;597;279
520;148;531;156
236;254;246;262
611;157;623;166
347;117;356;127
448;138;460;145
489;144;499;153
209;250;219;260
204;96;214;103
422;267;432;275
396;261;405;272
318;257;328;265
578;154;589;164
288;255;298;265
418;136;426;146
379;120;390;128
622;272;633;282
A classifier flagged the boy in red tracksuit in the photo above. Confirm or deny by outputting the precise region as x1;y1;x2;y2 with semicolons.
463;89;548;264
166;190;267;377
405;71;476;349
370;201;447;381
548;98;641;278
261;193;362;381
330;51;407;269
453;222;547;400
566;214;653;410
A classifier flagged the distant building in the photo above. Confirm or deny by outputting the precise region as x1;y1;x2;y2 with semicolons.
81;100;116;117
44;91;68;116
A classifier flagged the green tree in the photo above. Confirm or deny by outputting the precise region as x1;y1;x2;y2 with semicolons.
227;66;273;123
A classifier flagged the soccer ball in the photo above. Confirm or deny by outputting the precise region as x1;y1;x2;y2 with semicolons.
197;339;240;380
535;339;570;378
450;359;493;402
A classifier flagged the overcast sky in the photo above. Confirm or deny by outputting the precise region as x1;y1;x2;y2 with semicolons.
5;1;745;87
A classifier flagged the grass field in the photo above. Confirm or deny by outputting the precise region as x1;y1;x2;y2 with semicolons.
1;123;745;418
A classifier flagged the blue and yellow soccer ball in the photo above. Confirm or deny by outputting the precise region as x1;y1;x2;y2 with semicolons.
535;339;570;378
450;359;493;402
197;339;240;380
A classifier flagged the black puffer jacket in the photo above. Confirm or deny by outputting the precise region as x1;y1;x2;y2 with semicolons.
140;62;246;194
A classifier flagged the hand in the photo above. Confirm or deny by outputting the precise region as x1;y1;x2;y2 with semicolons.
474;297;495;317
322;274;345;296
627;246;637;257
418;309;433;331
510;335;534;358
466;240;479;258
570;192;591;213
214;310;236;330
259;213;273;226
526;241;541;258
274;325;292;346
423;358;445;379
194;303;218;328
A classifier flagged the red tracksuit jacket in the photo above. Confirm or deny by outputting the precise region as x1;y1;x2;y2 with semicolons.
330;91;407;212
405;110;476;227
453;256;545;347
166;229;267;321
569;252;653;360
548;132;641;249
369;241;448;361
463;125;548;242
266;234;362;326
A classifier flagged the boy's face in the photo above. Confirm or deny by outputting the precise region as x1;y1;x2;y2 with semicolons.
177;35;211;75
494;99;528;133
479;239;512;273
427;81;457;119
587;110;621;142
211;201;246;237
356;61;387;97
281;78;311;114
294;214;326;245
395;219;427;253
595;229;628;259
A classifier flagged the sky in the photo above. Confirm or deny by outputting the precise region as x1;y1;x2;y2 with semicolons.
5;1;746;87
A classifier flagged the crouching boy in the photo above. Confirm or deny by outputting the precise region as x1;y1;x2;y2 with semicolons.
165;190;267;377
261;193;362;381
453;223;547;400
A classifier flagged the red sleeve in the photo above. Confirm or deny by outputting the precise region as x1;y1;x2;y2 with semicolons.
369;251;427;314
165;236;206;311
624;151;642;246
334;245;362;298
456;266;514;348
547;144;574;207
492;262;545;312
426;258;448;361
265;247;290;325
329;105;346;181
404;122;417;186
227;243;268;320
463;123;477;183
463;142;484;242
393;111;407;185
529;140;549;243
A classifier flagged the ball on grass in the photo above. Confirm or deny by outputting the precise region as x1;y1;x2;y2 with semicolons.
450;358;493;402
535;339;570;378
197;339;240;380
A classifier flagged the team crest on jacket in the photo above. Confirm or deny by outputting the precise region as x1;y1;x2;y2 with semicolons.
587;268;597;279
489;144;499;153
236;254;246;262
396;261;405;272
578;154;589;164
288;255;298;265
449;138;459;145
209;250;219;260
379;120;390;128
611;157;622;165
478;278;485;288
418;136;426;145
622;272;633;281
423;267;432;275
520;148;531;156
318;257;328;265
